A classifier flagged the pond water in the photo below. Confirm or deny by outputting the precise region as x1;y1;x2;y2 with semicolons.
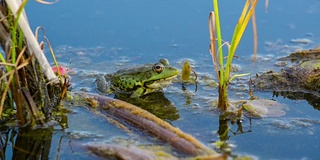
1;0;320;159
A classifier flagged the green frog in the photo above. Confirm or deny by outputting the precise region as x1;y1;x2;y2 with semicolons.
96;59;179;98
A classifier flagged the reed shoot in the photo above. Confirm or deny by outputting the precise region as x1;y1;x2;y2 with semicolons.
209;0;258;111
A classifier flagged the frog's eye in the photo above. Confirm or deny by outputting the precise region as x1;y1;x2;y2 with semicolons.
153;63;164;73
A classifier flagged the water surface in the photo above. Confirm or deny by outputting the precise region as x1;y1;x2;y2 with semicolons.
4;0;320;159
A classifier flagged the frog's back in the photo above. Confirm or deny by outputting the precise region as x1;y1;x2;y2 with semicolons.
111;74;140;92
110;64;151;92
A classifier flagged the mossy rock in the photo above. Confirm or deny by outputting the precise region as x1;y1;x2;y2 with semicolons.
254;48;320;97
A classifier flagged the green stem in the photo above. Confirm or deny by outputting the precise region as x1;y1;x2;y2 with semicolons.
11;0;29;64
213;0;224;86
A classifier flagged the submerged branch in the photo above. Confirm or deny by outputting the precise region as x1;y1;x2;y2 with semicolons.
72;92;219;157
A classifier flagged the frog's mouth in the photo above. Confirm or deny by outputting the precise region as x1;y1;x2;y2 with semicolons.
145;75;177;89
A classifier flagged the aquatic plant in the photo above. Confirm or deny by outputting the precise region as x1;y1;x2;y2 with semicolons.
0;0;65;127
209;0;258;111
181;61;198;83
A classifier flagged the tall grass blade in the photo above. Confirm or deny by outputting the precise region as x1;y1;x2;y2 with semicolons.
35;27;62;84
251;0;258;61
226;0;258;77
5;0;57;81
11;0;28;64
208;12;220;79
265;0;269;13
213;0;224;85
210;0;258;111
228;73;250;82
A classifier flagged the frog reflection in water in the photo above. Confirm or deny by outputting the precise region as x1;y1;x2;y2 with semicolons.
96;59;180;120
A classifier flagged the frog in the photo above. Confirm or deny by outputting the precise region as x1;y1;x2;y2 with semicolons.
96;59;179;98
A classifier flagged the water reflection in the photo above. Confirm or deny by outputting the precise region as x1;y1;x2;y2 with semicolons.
0;109;70;160
215;115;253;158
115;92;180;121
25;0;320;158
218;115;252;142
0;126;53;160
273;91;320;109
181;83;197;106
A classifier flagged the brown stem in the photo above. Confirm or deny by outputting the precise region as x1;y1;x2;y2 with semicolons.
218;84;228;111
9;69;27;125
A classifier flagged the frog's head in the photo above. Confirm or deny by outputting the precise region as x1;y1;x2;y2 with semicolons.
142;61;179;89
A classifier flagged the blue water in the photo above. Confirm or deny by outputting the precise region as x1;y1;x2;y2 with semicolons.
28;0;320;59
4;0;319;159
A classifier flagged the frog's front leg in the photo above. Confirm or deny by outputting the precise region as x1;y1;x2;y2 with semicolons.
130;88;145;98
96;75;112;94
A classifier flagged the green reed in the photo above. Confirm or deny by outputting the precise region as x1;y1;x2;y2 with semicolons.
209;0;258;111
